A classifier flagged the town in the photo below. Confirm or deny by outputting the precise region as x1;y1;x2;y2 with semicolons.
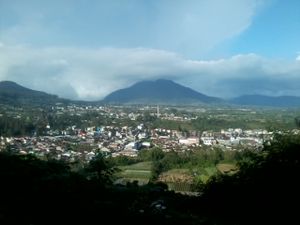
1;103;298;164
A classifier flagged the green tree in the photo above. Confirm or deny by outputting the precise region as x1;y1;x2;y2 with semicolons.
149;147;165;161
150;161;165;181
84;153;118;185
201;134;300;224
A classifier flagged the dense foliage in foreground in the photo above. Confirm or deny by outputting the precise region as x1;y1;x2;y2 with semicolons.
200;134;300;224
0;134;299;225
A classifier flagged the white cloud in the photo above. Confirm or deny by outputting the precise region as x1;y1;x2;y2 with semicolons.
0;0;267;57
1;44;300;100
153;0;265;55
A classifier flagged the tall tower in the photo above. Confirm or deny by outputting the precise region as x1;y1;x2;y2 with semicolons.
157;105;160;118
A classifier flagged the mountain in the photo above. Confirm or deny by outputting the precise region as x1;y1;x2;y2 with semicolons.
3;80;300;108
230;95;300;107
0;81;67;106
103;79;222;105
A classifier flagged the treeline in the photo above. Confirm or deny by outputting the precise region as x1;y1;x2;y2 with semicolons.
136;113;298;133
0;111;112;137
0;115;35;136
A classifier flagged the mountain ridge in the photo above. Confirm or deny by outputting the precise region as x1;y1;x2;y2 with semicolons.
1;80;300;107
0;80;66;106
103;79;222;105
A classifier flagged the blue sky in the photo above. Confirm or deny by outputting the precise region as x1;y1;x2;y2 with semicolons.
0;0;300;99
230;0;300;59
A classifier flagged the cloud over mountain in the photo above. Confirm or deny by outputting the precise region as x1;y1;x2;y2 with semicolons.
0;44;300;100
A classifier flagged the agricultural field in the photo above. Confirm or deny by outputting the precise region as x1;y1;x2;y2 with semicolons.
217;163;238;174
116;161;152;185
115;155;238;193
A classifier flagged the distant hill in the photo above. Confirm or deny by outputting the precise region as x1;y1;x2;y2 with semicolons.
103;79;222;105
230;95;300;107
0;81;67;106
3;80;300;108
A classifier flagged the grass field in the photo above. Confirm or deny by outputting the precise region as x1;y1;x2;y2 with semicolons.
119;161;152;171
117;161;152;184
161;168;190;175
120;169;151;179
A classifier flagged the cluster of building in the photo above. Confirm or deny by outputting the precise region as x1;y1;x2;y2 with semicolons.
0;122;277;163
200;128;271;150
2;104;298;162
1;124;151;161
